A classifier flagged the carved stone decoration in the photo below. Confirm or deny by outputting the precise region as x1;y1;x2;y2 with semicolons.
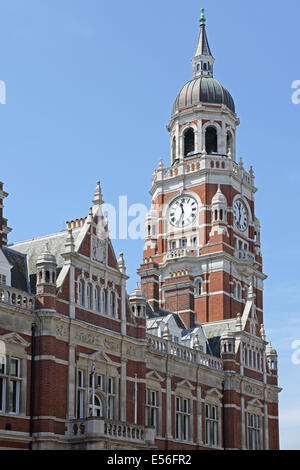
56;324;68;339
104;338;119;353
92;237;106;264
243;383;264;399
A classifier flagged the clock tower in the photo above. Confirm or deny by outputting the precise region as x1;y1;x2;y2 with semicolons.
139;10;264;329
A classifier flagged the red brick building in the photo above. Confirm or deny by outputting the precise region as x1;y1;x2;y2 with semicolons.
0;11;280;450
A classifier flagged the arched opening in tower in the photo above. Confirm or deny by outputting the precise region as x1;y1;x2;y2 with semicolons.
205;126;218;154
184;128;195;156
226;131;233;155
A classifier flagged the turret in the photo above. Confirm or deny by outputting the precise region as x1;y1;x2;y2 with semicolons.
266;343;278;372
129;282;146;319
35;244;57;311
210;185;228;237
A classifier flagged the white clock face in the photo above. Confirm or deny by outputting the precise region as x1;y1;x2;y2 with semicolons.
169;196;198;228
234;200;248;231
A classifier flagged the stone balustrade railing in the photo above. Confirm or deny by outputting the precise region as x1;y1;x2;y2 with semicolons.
67;417;155;445
234;249;255;263
152;154;254;187
0;285;34;310
147;334;223;371
165;247;201;260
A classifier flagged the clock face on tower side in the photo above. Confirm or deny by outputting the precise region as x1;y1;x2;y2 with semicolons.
169;196;198;228
233;199;248;231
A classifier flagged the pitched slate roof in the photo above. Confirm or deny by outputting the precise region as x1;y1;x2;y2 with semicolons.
2;246;30;292
7;227;81;275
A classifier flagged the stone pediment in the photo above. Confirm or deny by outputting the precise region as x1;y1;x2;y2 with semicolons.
0;332;30;348
89;349;114;364
206;387;223;399
146;370;164;382
175;379;195;391
247;397;263;409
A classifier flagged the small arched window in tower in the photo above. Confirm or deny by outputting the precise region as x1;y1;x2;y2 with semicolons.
220;209;223;221
226;131;233;155
205;126;218;154
147;225;151;237
184;128;195;157
196;279;202;296
172;136;177;162
45;270;50;283
203;62;207;71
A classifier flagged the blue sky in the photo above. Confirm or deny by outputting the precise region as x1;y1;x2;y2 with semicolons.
0;0;299;449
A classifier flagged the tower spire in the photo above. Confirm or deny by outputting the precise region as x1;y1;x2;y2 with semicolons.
192;9;215;79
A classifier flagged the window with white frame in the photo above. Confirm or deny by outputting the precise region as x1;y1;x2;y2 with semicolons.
111;292;116;317
0;355;6;412
243;344;262;371
89;394;103;417
95;286;101;313
87;283;93;310
175;396;191;441
78;278;85;306
0;357;22;414
77;366;118;420
205;403;219;447
77;369;86;418
195;279;202;296
233;280;242;300
146;389;159;434
103;289;108;313
247;412;262;450
107;376;115;420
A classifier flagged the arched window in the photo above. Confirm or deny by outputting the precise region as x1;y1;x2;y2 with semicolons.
184;128;195;157
103;289;108;313
95;286;101;312
172;136;177;161
203;62;207;71
79;279;85;306
89;394;103;417
87;283;93;310
233;281;237;298
111;291;116;317
227;131;233;155
237;283;242;300
196;279;202;296
205;126;218;154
